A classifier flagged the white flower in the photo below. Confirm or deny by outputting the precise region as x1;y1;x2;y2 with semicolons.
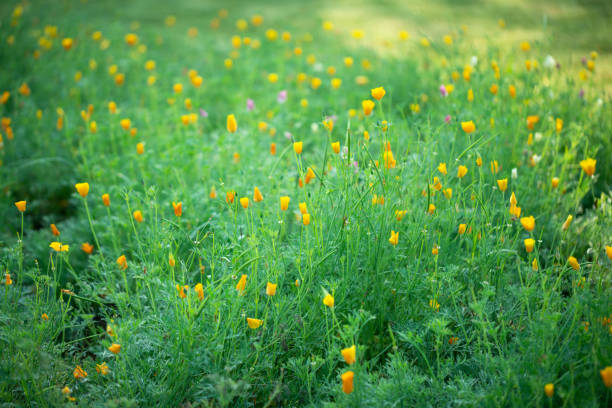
543;55;556;69
535;132;543;142
470;56;478;67
512;168;518;179
311;123;319;132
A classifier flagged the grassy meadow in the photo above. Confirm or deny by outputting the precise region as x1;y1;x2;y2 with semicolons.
1;0;612;406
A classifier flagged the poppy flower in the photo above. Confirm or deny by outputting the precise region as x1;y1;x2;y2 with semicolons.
108;343;121;354
293;142;303;154
253;187;263;202
236;274;247;293
606;246;612;260
568;256;580;270
240;197;249;208
195;283;204;300
443;188;452;199
96;362;109;375
341;345;356;365
73;366;87;379
81;242;94;254
497;179;508;192
5;273;13;286
302;213;311;225
226;191;235;204
457;165;468;178
305;167;316;184
172;202;182;217
428;203;436;214
562;215;573;230
266;282;277;296
551;177;559;188
437;163;447;175
332;142;340;154
209;187;217;199
524;238;535;253
362;99;375;116
389;230;399;246
579;158;596;176
544;384;554;397
75;183;89;197
279;196;290;211
458;224;467;235
323;293;334;308
526;115;539;130
15;200;26;212
227;114;237;133
520;216;535;232
270;143;276;155
49;242;69;252
341;371;354;394
601;366;612;388
371;86;386;100
133;210;143;223
247;318;263;329
461;121;475;133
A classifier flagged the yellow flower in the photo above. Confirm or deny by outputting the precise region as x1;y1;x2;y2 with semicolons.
75;183;89;197
562;215;573;231
62;38;73;50
168;254;175;267
331;141;340;154
476;157;482;167
280;196;290;211
117;255;127;270
253;187;263;203
601;366;612;388
247;318;263;329
524;238;535;253
437;163;447;175
293;142;303;154
195;283;204;300
606;246;612;260
341;371;354;394
389;230;399;246
497;179;508;192
49;242;69;252
520;41;530;51
371;86;386;101
236;274;247;293
429;299;440;311
226;114;237;133
266;282;277;296
323;293;334;308
544;383;554;397
176;284;188;298
305;167;316;184
428;203;436;214
96;362;109;375
433;177;442;191
5;273;13;286
457;165;468;178
108;343;121;354
133;210;143;223
526;115;539;130
125;33;138;46
399;30;409;40
555;118;563;132
568;256;580;271
266;29;278;41
551;177;560;188
458;224;467;235
41;313;49;320
302;213;311;225
532;258;538;271
15;200;26;212
461;121;475;133
579;158;596;176
73;365;87;379
443;188;453;199
240;197;249;209
341;345;356;365
490;160;499;174
395;210;407;221
520;216;535;232
268;73;278;83
136;142;144;155
172;202;182;217
509;85;516;98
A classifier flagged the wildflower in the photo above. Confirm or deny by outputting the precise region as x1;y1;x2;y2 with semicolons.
562;215;573;230
331;142;340;154
467;89;474;102
428;203;436;214
195;283;204;300
457;165;468;178
437;163;447;175
5;273;12;286
81;242;94;254
226;114;237;133
236;274;247;293
253;187;264;203
62;38;73;50
433;177;442;191
601;366;612;387
341;345;356;365
73;365;87;379
341;371;354;394
125;33;138;46
133;210;143;223
520;216;535;232
305;167;316;184
117;255;127;270
491;160;499;174
323;293;334;308
18;83;31;96
49;242;69;252
526;115;539;130
311;77;322;89
302;213;311;225
606;246;612;260
568;256;580;271
443;188;453;199
280;196;290;211
169;254;175;267
449;337;458;344
15;201;27;212
247;318;263;329
75;183;89;197
551;177;559;188
266;282;277;296
395;210;407;221
293;142;303;154
371;86;386;101
172;202;182;217
556;118;563;132
524;238;535;253
458;224;467;235
509;85;516;98
544;384;554;397
497;178;508;192
96;362;109;375
62;386;71;395
579;158;596;176
42;313;49;320
136;142;144;155
476;157;482;167
209;187;217;199
108;343;121;354
323;119;333;132
429;299;440;311
240;197;249;209
226;191;235;204
268;73;278;83
432;245;439;255
461;121;475;133
362;99;375;116
389;230;399;246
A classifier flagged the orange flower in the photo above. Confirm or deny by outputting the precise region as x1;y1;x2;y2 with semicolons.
266;282;277;296
133;210;143;223
601;366;612;388
579;158;596;176
341;371;354;394
457;165;468;178
247;318;263;329
240;197;249;209
236;274;247;294
226;191;235;204
526;115;539;130
62;38;73;50
253;187;263;202
341;345;356;365
331;141;340;154
172;202;182;217
14;200;26;212
371;86;386;101
305;167;316;184
520;216;535;232
300;203;309;216
461;121;475;133
362;99;375;116
280;196;290;211
458;224;467;235
195;283;204;300
117;255;128;270
270;143;276;155
81;242;94;254
75;183;90;197
302;213;311;225
73;365;87;379
497;178;508;192
108;343;121;354
125;33;138;46
210;187;218;199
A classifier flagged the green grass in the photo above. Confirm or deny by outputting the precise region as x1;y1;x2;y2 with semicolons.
1;0;611;406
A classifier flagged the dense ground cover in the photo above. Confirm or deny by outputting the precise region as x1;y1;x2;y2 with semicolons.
1;0;611;406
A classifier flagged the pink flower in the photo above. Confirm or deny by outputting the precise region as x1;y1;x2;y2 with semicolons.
444;115;451;123
284;131;292;140
439;84;448;97
277;90;287;104
199;109;208;118
246;99;255;111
